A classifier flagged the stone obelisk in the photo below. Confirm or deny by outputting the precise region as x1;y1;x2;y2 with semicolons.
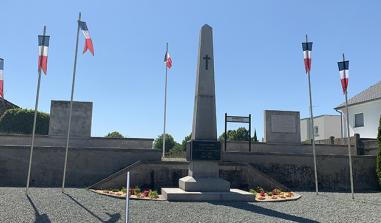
179;24;230;192
161;25;254;201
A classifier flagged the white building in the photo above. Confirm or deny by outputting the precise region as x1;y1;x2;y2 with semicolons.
300;115;342;142
335;80;381;139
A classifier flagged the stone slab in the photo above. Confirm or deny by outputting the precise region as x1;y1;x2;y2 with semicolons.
264;110;301;144
49;100;93;137
188;161;219;178
161;188;255;202
179;176;230;192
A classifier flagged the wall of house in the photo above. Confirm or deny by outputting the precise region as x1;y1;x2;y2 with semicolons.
300;115;342;141
340;99;381;138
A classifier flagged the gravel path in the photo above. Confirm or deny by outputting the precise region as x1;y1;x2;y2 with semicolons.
0;188;380;223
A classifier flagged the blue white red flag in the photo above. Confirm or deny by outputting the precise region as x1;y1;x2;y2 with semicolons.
164;51;172;69
79;21;94;56
302;42;312;73
338;60;349;93
0;58;3;98
38;35;50;74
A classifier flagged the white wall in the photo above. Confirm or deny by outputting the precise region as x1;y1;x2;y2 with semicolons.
339;99;381;138
300;115;341;141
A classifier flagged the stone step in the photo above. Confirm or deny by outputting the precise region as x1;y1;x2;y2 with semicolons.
161;188;255;202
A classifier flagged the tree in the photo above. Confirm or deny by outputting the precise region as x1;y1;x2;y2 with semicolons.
105;131;124;138
376;115;381;188
252;130;258;142
181;133;192;151
0;108;49;135
153;133;176;153
219;127;250;141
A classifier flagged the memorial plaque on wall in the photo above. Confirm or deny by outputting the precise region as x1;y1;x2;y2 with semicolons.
187;140;221;161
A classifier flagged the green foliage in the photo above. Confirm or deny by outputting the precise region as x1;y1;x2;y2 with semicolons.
148;190;159;199
0;108;49;135
133;186;141;196
376;115;381;188
252;130;258;142
105;131;124;138
153;133;176;153
219;127;250;141
181;133;192;151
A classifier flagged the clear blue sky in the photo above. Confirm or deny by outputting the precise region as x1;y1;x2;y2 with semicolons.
1;0;380;142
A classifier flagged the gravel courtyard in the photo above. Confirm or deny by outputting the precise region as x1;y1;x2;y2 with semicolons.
0;188;380;223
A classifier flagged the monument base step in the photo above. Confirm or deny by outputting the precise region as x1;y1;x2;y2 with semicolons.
161;188;255;202
179;176;230;192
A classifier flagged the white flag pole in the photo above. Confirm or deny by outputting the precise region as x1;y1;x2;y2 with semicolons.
26;25;47;194
125;171;130;223
62;12;81;193
305;35;319;195
342;53;355;199
162;43;169;158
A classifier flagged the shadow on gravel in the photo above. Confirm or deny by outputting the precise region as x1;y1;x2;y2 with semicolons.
209;202;319;223
26;195;51;223
64;193;121;223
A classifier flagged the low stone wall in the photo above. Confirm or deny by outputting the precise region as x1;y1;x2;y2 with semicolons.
222;152;378;191
0;145;161;187
222;141;357;156
0;134;153;149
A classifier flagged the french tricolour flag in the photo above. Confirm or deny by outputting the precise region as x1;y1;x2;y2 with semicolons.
164;51;172;69
38;35;50;75
338;60;349;93
79;21;94;56
0;58;3;98
302;41;312;73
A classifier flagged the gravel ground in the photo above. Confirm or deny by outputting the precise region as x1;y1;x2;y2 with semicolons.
0;188;380;223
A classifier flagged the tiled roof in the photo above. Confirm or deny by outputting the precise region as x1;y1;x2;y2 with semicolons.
335;80;381;109
0;98;19;117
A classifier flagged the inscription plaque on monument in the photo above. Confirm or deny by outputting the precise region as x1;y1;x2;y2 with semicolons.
270;114;297;133
187;140;220;161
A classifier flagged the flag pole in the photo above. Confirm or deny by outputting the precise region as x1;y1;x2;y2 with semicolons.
343;53;355;199
125;171;130;223
26;25;47;194
62;12;81;193
305;34;319;195
162;43;168;158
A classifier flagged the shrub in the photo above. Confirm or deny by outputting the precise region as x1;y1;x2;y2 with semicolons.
376;115;381;188
148;190;159;199
105;131;124;138
0;108;49;135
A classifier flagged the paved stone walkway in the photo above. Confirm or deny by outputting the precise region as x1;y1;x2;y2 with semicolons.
1;188;380;222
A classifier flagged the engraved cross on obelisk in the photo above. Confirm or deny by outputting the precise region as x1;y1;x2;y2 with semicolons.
203;54;211;70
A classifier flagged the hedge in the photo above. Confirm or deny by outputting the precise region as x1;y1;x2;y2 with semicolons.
0;108;49;135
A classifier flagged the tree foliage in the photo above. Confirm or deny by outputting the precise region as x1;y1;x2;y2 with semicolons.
0;108;49;135
153;133;176;153
219;127;250;141
105;131;124;138
376;115;381;188
252;130;258;142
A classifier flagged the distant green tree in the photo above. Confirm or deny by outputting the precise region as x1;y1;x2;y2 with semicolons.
219;127;250;141
0;108;49;135
252;130;258;142
181;133;192;151
153;133;176;153
105;131;124;138
376;115;381;188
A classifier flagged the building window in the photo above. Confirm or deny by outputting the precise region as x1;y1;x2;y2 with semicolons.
314;126;319;136
354;113;364;127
